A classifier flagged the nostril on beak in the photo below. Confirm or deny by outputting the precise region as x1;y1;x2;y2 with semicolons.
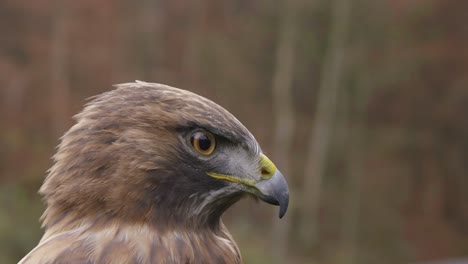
259;153;276;180
261;168;270;176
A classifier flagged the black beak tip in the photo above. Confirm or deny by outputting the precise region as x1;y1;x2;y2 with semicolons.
278;193;289;219
258;192;289;219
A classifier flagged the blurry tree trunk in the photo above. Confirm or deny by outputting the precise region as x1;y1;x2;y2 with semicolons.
110;0;131;82
340;64;370;264
444;146;468;233
270;0;298;263
162;0;191;84
4;77;26;124
301;0;352;247
136;0;158;80
110;1;125;82
182;1;204;88
51;0;71;137
111;0;160;82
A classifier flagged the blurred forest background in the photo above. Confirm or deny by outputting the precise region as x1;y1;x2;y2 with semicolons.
1;0;467;263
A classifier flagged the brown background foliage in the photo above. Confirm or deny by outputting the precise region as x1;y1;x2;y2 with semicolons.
0;0;467;263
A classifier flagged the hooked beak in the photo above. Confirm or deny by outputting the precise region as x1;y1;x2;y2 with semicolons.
254;169;289;218
206;153;289;218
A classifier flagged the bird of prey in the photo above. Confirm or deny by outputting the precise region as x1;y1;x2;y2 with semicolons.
20;81;289;264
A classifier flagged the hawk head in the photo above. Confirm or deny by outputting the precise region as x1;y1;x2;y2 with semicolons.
41;81;289;231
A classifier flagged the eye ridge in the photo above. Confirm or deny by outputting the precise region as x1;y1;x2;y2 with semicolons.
190;131;216;155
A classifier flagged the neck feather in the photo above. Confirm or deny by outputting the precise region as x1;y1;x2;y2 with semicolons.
35;214;242;264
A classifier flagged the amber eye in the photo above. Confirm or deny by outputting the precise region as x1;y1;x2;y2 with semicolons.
190;131;216;156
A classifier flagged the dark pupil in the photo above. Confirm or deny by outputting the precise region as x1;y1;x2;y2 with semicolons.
197;134;211;151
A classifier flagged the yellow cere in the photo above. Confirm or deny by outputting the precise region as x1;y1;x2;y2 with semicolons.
259;153;276;180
